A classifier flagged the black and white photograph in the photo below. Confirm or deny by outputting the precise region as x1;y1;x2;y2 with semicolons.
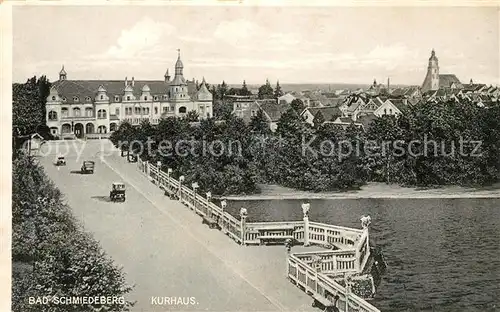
3;2;500;312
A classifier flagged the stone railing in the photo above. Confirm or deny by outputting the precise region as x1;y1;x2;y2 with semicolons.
136;158;380;311
287;254;380;312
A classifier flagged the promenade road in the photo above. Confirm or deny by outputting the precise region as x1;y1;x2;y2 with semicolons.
37;140;319;312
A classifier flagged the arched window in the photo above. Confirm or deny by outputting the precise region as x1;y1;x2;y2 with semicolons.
144;96;148;101
48;111;58;120
154;107;158;115
97;109;107;119
179;106;187;113
73;107;81;117
100;95;104;100
61;107;69;118
115;96;120;102
384;108;387;115
127;96;131;101
97;125;107;134
52;96;56;101
389;109;393;115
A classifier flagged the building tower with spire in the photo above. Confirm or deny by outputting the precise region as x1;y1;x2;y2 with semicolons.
422;49;440;92
59;65;67;81
164;69;170;82
169;49;189;102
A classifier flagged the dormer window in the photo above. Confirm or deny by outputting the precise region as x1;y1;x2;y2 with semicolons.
127;96;131;101
115;96;120;102
62;97;67;102
100;95;104;100
86;96;91;102
163;95;168;100
52;96;56;101
73;96;79;102
154;96;158;101
144;96;148;101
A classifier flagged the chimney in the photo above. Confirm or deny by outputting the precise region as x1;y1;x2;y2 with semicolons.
132;77;135;87
125;77;128;86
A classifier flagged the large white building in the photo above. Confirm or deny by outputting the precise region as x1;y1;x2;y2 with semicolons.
46;51;213;138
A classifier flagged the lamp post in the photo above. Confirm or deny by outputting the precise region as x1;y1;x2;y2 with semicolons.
178;175;185;202
220;199;227;233
191;182;199;213
206;191;212;218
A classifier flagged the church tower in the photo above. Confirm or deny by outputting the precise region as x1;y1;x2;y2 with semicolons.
422;49;439;92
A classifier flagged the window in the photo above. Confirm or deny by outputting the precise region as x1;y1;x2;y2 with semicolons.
62;97;67;102
100;95;104;100
251;110;256;117
61;107;69;118
73;96;79;102
86;96;91;102
135;107;140;114
146;108;150;115
154;96;158;101
85;108;93;117
389;109;393;115
48;111;58;121
115;96;120;102
115;108;120;116
154;107;158;115
97;109;107;119
144;96;148;101
51;96;56;101
179;106;187;113
164;95;168;100
142;107;146;114
384;108;387;115
127;96;131;101
73;107;81;117
163;107;168;113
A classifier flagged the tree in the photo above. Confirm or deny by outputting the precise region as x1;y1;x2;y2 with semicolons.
290;98;306;113
249;109;271;135
313;111;325;128
274;80;284;99
185;110;200;122
12;76;52;138
258;79;274;100
241;80;251;96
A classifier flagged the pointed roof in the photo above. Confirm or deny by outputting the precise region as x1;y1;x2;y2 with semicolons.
164;69;170;77
195;77;212;101
429;49;438;61
175;49;183;69
59;65;67;75
142;84;151;92
97;85;106;92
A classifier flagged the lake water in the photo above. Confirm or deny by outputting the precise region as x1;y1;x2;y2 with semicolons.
226;198;500;312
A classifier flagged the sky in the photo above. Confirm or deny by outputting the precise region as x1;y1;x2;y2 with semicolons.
12;5;500;86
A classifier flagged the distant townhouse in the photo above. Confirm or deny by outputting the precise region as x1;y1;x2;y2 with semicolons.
232;99;291;132
300;106;343;126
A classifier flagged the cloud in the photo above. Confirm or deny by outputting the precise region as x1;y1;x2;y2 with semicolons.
98;17;176;60
213;19;301;51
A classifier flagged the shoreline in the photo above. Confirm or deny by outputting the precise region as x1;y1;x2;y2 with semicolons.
225;182;500;200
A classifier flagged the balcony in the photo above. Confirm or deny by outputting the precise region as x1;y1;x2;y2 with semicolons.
60;115;95;121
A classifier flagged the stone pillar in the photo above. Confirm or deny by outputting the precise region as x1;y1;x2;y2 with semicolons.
178;175;185;202
240;208;248;246
156;161;162;185
206;192;212;217
220;199;227;233
191;182;199;213
302;202;311;246
358;215;372;272
167;168;172;190
145;161;149;176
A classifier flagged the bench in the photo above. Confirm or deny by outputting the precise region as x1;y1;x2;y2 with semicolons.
311;293;335;308
259;235;294;245
202;216;220;229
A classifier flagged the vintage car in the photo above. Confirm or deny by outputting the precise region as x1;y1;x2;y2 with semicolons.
110;182;126;202
55;155;66;166
81;161;95;174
